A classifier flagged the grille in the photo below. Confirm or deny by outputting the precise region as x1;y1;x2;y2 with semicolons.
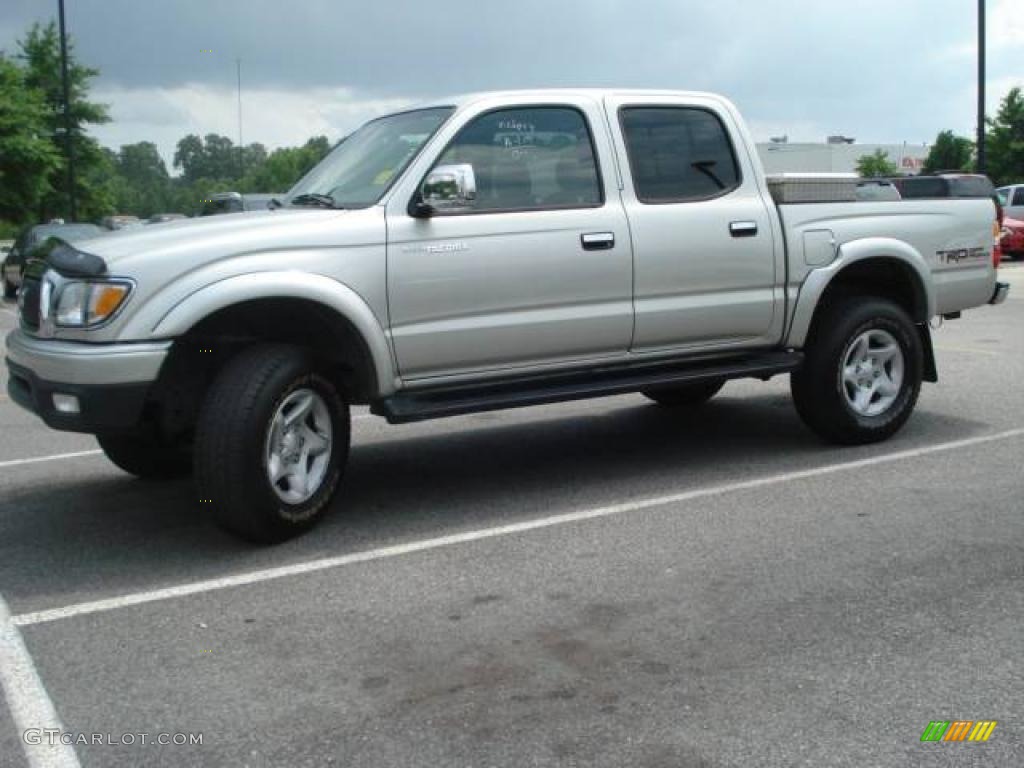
19;277;41;330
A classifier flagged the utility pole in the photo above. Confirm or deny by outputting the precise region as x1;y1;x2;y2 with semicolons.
236;58;244;179
977;0;986;174
57;0;77;219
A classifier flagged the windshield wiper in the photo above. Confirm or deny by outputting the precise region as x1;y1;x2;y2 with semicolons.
289;193;343;209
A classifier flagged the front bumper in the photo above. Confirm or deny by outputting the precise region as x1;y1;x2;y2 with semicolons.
5;329;170;433
989;281;1010;306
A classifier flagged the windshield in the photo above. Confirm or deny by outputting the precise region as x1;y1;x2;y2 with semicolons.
286;107;453;209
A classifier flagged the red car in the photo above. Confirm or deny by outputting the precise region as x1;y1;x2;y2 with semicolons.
1001;216;1024;260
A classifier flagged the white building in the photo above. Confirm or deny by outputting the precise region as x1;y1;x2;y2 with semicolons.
757;141;930;175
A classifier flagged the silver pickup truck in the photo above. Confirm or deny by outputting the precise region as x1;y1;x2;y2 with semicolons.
5;89;1010;543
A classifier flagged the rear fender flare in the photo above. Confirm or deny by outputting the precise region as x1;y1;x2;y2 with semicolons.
786;237;934;348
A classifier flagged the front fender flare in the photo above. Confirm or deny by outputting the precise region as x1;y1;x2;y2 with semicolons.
786;237;935;348
146;272;397;396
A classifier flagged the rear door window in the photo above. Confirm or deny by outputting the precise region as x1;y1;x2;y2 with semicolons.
619;107;740;203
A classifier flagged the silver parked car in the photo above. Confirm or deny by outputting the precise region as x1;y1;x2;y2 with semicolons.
996;184;1024;220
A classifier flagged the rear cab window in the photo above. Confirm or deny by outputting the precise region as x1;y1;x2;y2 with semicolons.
618;106;741;203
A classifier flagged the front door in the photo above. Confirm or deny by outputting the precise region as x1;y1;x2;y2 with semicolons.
386;102;633;381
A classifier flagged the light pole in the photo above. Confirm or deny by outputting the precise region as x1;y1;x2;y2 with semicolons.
977;0;986;174
236;58;243;179
57;0;76;219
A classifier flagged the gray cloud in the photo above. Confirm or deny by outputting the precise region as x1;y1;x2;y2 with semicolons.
2;0;1021;152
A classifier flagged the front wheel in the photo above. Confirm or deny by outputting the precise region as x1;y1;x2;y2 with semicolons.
791;297;923;445
194;344;350;543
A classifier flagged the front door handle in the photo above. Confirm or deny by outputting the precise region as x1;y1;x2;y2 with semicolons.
729;221;758;238
581;232;615;250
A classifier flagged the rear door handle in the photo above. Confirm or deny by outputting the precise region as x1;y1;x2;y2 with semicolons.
729;221;758;238
581;232;615;250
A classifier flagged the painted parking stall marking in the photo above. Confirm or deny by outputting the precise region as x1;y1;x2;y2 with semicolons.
10;427;1024;628
0;596;81;768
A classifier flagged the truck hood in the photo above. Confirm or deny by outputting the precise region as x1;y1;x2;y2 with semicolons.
35;206;389;344
71;209;362;273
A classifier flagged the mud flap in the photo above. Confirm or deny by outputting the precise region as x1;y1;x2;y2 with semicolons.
917;323;938;383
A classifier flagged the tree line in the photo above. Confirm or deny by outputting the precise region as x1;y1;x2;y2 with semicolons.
0;21;332;238
857;87;1024;180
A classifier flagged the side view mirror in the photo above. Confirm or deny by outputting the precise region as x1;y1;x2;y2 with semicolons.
417;164;477;215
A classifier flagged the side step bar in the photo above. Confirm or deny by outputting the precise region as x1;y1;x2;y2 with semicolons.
373;350;803;424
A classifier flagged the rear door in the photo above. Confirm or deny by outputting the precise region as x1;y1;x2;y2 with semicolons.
385;99;633;380
605;94;782;353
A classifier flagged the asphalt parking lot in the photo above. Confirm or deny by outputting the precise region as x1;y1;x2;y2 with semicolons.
1;266;1022;768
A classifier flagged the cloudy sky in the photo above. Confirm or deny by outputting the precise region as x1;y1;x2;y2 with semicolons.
1;0;1022;172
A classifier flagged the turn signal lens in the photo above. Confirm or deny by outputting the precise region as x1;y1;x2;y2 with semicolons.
89;283;131;322
53;280;133;327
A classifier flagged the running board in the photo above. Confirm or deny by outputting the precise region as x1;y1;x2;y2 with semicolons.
373;350;803;424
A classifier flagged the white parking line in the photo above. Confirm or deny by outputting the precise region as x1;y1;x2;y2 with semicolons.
0;416;377;471
0;596;81;768
0;450;103;470
11;427;1024;628
933;345;1001;357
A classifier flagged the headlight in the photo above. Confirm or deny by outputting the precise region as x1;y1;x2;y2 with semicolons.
53;280;133;327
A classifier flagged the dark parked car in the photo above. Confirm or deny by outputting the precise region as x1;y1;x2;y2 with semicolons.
3;222;106;299
888;172;997;201
101;215;143;231
199;192;283;216
147;213;187;224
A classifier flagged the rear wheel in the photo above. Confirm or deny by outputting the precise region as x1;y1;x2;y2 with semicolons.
97;431;191;479
194;344;350;543
643;379;725;407
791;296;922;444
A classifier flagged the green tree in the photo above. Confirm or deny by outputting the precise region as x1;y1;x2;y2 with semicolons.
986;87;1024;186
114;141;171;216
241;136;332;192
173;133;268;183
856;149;898;178
17;21;112;221
922;130;974;174
173;134;206;182
0;54;62;227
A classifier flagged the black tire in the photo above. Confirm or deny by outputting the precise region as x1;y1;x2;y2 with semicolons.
3;278;15;300
643;379;725;407
791;296;922;445
194;344;350;543
97;431;191;479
